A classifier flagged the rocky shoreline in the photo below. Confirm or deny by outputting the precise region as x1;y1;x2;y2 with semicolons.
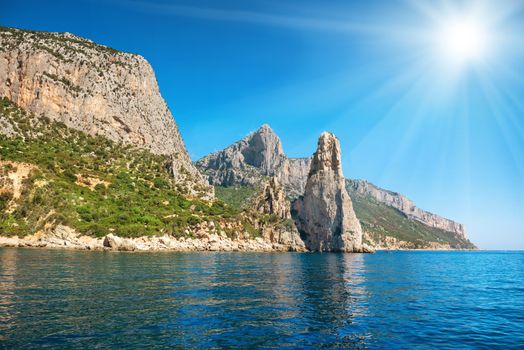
0;224;466;253
0;225;311;252
0;233;470;253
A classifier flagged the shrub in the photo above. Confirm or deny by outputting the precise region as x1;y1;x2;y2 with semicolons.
187;215;202;226
31;191;44;205
86;223;107;237
94;183;106;194
63;169;77;182
153;178;168;189
0;191;13;211
77;205;98;222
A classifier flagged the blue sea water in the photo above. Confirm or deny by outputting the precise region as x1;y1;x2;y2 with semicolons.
0;249;523;349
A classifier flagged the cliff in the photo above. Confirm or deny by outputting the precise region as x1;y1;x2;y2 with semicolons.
196;124;309;199
198;124;476;250
346;179;467;239
0;98;304;251
292;133;363;252
0;26;212;198
253;177;305;251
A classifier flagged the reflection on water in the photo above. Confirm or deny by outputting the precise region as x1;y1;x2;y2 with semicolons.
0;248;18;340
0;249;523;349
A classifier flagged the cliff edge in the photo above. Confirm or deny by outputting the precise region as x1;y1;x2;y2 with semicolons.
0;27;212;198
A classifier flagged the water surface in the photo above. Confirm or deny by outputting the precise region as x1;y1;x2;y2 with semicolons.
1;249;523;349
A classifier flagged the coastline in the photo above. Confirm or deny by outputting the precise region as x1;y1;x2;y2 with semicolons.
0;230;472;253
0;224;383;252
0;231;305;253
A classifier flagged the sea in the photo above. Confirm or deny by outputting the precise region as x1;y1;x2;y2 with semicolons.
0;249;523;349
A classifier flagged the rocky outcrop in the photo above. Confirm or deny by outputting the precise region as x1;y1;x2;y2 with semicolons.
196;124;282;187
292;132;363;252
347;179;468;239
254;177;291;219
0;228;305;252
0;27;212;198
103;234;137;251
285;158;311;197
0;224;103;250
254;177;305;251
198;124;473;250
238;124;287;176
196;124;310;199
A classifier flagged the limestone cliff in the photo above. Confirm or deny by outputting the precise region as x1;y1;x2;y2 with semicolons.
285;158;311;198
292;132;363;252
0;100;305;252
253;177;305;251
346;179;468;240
196;124;310;198
198;124;475;250
254;177;291;219
0;26;212;198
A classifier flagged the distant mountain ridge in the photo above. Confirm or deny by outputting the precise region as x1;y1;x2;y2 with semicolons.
196;124;476;249
196;124;310;198
346;179;467;239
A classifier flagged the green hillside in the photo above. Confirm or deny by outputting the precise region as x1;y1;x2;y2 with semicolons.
214;182;476;249
349;191;476;249
0;97;476;248
214;186;259;210
0;97;236;238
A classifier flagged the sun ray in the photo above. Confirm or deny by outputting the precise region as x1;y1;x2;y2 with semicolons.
475;73;524;179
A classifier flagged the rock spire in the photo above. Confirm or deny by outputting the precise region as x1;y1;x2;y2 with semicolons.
292;132;363;252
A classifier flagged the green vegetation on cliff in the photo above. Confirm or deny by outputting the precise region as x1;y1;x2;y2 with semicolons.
212;181;476;249
0;98;235;238
214;186;258;210
349;191;476;249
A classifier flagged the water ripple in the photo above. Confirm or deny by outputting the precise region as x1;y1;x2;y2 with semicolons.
0;249;523;349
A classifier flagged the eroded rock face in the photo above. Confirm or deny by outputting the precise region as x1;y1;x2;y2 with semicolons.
346;179;468;239
0;27;212;198
241;124;287;176
196;124;310;198
197;124;472;249
284;158;311;197
254;177;306;251
103;233;137;252
292;132;363;252
255;177;291;219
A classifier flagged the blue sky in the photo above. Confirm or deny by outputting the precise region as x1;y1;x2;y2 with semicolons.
3;0;524;249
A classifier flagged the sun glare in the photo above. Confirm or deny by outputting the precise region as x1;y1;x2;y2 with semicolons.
436;17;490;65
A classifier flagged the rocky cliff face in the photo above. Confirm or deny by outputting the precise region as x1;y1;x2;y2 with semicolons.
196;124;310;198
292;132;363;252
254;177;291;219
346;179;468;239
198;124;474;249
254;177;305;251
0;27;212;198
284;158;311;198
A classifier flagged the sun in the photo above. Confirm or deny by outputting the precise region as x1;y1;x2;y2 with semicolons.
436;16;490;66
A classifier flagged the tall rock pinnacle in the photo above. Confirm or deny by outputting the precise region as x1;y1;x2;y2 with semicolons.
292;132;363;252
